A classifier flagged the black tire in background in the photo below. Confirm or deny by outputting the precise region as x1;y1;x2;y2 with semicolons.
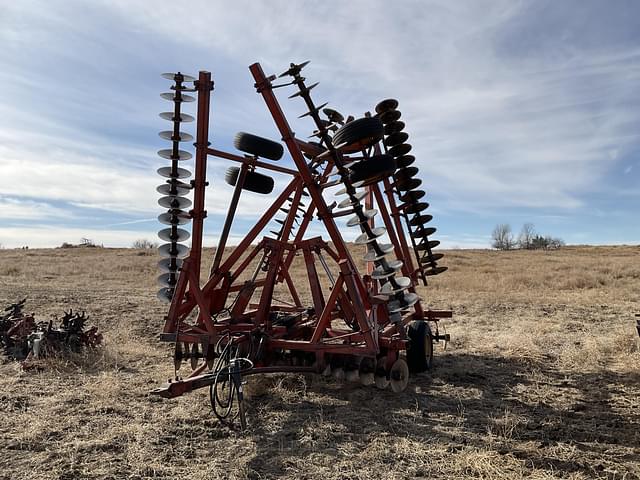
225;167;274;194
331;117;384;152
348;154;397;185
234;132;284;161
406;320;434;373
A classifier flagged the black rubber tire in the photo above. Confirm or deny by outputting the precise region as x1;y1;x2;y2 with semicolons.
225;167;274;194
349;154;397;185
407;320;434;373
234;132;284;161
332;117;384;152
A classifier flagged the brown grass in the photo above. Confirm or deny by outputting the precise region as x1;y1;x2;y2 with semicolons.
0;245;639;479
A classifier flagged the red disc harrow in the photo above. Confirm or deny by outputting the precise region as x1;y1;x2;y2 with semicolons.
152;62;452;427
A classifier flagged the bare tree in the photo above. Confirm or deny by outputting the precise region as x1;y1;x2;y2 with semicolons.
517;223;536;249
491;224;515;250
132;239;158;249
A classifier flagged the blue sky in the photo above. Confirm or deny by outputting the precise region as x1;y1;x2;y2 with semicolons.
0;0;638;249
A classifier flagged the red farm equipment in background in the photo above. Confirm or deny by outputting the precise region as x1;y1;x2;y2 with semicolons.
152;62;451;427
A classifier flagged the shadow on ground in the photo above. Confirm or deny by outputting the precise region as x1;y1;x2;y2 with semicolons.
243;352;640;479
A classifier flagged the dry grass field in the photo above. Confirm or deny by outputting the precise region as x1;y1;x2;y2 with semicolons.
0;245;639;479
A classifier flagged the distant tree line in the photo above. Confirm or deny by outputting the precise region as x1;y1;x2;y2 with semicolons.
491;223;564;251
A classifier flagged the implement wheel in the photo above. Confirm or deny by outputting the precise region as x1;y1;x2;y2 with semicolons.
332;117;384;152
234;132;284;160
225;167;274;194
349;154;396;185
407;320;434;373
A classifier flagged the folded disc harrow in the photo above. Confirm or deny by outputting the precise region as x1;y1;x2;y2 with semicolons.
151;63;452;426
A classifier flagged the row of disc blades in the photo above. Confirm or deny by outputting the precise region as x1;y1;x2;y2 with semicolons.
375;99;446;277
156;72;195;303
283;69;419;321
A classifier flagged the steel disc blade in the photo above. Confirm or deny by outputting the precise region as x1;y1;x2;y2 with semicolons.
394;167;420;182
388;143;412;158
375;98;399;114
396;155;415;168
159;112;195;123
402;202;428;215
416;240;440;251
399;189;425;203
389;359;409;393
160;92;196;102
158;131;194;142
337;191;367;209
335;181;365;196
384;131;409;147
346;209;378;227
156;183;190;196
278;60;310;77
381;276;411;292
371;260;403;280
157;288;174;303
323;107;345;123
161;72;196;82
354;227;386;244
157;166;192;179
384;121;405;135
409;214;433;226
425;266;448;276
289;81;319;98
396;178;423;192
158;258;184;273
379;109;401;124
359;357;376;386
158;195;192;209
380;277;411;295
374;357;389;389
158;227;190;243
403;292;420;307
157;273;179;288
387;300;404;314
421;253;444;264
158;212;190;226
363;243;394;261
412;226;437;239
157;149;192;161
401;201;429;218
158;243;189;258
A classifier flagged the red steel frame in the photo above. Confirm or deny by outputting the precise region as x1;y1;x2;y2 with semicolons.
155;64;451;398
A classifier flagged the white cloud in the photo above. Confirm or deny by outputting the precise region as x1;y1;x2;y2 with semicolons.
0;196;72;220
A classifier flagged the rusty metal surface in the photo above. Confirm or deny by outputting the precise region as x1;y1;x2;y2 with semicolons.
1;299;102;366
